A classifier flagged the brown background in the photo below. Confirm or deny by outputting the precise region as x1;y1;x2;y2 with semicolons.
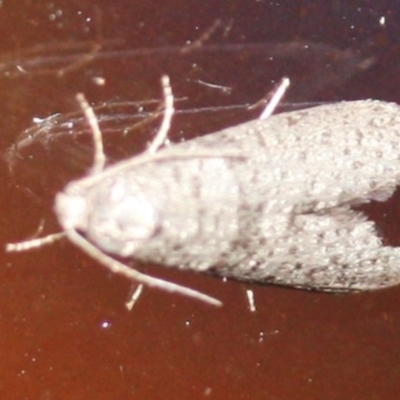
1;1;400;399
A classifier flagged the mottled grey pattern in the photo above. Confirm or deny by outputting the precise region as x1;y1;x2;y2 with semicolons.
56;100;400;292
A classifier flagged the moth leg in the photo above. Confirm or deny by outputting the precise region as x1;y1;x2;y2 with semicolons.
125;283;144;311
145;75;174;154
259;77;290;120
76;92;106;175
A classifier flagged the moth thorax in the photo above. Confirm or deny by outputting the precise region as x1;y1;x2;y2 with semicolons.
75;180;158;257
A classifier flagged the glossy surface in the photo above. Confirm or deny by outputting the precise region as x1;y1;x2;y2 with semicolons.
2;1;400;399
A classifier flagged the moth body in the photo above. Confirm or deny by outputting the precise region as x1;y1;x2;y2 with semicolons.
55;99;400;293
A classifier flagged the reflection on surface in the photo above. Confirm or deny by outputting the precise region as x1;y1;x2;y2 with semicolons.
1;1;400;399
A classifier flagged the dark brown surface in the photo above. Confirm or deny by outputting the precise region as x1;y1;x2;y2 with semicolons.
2;1;400;399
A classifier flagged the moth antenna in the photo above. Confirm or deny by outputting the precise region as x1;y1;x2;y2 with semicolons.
6;232;66;252
76;92;106;175
65;228;222;306
7;93;106;253
259;77;290;120
146;75;175;154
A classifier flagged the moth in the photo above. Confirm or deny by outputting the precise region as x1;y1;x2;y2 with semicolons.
7;77;400;306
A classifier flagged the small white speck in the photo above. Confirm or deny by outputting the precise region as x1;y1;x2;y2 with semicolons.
92;76;106;86
379;16;386;26
100;320;112;329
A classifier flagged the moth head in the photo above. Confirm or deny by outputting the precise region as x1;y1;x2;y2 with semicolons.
55;178;158;257
55;186;88;232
